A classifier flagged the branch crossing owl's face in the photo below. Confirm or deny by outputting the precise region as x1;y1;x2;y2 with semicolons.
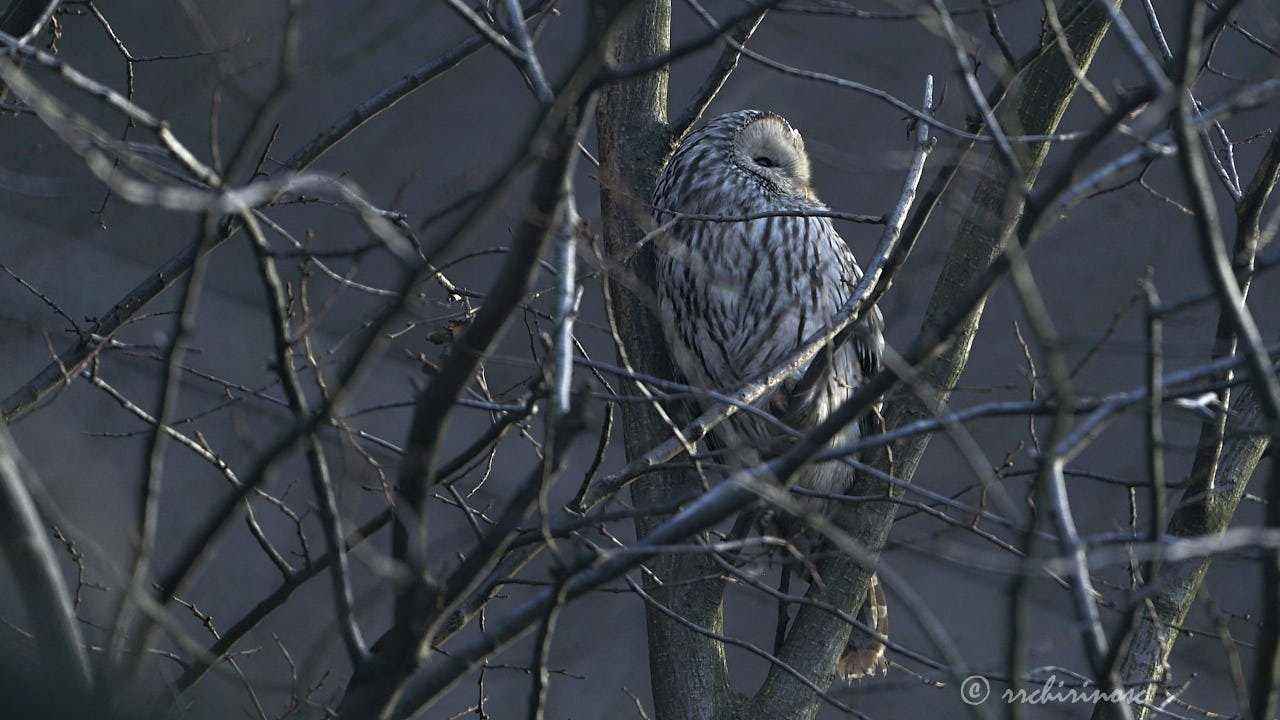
731;113;813;200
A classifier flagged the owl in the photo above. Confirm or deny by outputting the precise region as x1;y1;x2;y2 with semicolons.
651;109;887;680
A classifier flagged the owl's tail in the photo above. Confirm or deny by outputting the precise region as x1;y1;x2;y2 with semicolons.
838;572;889;680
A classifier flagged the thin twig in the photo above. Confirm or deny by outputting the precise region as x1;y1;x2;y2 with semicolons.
668;5;767;144
242;210;369;669
0;423;93;693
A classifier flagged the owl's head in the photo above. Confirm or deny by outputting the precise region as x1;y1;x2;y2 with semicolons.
656;110;819;213
729;111;813;200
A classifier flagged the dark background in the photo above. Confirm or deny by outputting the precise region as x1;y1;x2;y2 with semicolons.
2;0;1279;717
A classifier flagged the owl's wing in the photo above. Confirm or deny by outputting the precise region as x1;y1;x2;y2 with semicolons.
832;226;884;386
785;222;884;424
853;304;885;383
851;305;887;448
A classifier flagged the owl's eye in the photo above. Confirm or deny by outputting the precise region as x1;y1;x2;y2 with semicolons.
753;156;776;168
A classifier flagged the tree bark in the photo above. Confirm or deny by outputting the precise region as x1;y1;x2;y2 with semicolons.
594;3;734;718
1106;129;1280;720
1109;385;1271;717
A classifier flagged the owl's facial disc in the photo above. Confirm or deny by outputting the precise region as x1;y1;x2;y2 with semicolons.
733;115;812;197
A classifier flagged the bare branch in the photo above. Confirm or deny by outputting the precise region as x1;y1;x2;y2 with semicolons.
241;210;369;669
0;0;556;423
668;5;766;145
0;422;92;693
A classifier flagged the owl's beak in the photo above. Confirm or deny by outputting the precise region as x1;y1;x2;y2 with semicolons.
801;184;814;199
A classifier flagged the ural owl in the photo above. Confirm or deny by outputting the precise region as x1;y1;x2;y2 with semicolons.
652;109;887;680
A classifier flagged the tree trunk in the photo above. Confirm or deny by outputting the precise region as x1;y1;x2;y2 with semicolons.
1105;128;1280;720
1110;383;1270;718
594;3;734;718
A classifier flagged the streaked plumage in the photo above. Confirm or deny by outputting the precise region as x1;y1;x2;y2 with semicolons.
652;109;887;679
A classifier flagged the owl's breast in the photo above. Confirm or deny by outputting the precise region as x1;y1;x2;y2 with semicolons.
657;212;857;390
